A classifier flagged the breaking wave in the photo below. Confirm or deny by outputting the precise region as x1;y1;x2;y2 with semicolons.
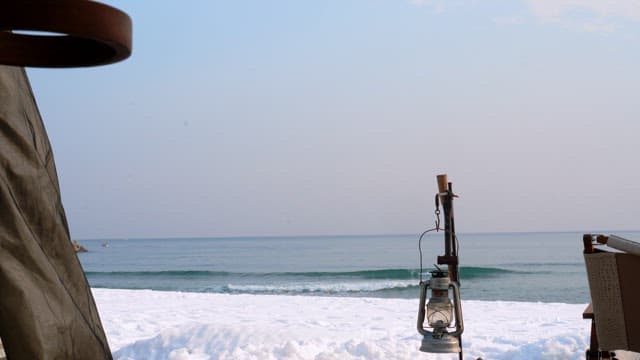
85;266;522;280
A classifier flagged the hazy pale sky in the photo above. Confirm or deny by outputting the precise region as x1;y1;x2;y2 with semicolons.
26;0;640;239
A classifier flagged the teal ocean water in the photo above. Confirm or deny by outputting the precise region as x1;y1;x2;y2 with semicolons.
77;231;639;304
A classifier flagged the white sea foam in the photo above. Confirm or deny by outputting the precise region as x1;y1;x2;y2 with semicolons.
224;280;416;293
93;288;591;360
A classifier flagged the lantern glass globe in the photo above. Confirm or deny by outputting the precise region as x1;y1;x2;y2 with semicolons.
427;297;453;328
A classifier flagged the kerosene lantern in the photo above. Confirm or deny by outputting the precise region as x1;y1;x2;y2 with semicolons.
417;266;464;353
416;174;464;356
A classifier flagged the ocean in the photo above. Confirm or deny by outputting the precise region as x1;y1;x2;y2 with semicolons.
77;231;636;304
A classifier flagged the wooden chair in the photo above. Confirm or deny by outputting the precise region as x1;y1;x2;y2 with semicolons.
583;234;640;360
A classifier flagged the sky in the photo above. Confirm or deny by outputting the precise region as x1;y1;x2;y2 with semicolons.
26;0;640;239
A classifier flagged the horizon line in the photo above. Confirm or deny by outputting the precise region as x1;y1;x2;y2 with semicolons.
75;229;640;242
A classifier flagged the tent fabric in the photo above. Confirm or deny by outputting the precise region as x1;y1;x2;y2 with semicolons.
0;66;112;359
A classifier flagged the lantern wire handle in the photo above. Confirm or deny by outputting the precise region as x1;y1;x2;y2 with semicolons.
418;193;442;283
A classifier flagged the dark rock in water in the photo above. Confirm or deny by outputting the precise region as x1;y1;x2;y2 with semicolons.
72;240;88;253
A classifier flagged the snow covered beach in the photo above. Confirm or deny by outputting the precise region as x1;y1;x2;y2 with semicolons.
95;288;591;360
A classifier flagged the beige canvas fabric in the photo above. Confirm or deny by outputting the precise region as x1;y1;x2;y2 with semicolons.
0;66;111;359
585;253;627;350
585;251;640;354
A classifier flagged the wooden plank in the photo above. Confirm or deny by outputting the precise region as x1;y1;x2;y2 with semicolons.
583;303;594;319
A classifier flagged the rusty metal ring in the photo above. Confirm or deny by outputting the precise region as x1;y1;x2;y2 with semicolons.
0;1;132;68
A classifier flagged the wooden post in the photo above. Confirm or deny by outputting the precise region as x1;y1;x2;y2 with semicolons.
437;174;451;257
583;234;595;254
436;174;463;360
436;174;448;199
436;174;459;283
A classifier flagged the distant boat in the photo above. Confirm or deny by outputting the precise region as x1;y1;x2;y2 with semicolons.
101;241;109;248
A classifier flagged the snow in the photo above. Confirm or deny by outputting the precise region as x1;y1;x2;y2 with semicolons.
93;288;591;360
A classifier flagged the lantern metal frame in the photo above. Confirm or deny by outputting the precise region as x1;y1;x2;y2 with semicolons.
417;269;464;353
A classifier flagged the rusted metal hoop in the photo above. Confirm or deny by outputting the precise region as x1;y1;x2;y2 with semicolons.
0;0;132;68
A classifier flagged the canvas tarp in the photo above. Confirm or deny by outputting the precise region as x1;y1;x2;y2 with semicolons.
0;65;111;359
